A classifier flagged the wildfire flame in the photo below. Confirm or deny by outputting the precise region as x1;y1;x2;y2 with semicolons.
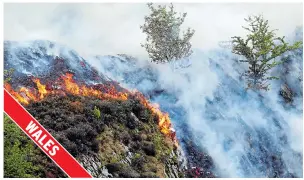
33;78;47;99
4;73;178;146
132;91;179;147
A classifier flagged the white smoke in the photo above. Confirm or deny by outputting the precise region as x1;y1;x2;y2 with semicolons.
4;3;303;59
84;27;303;177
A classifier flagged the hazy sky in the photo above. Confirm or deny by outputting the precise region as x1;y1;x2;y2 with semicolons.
4;3;303;58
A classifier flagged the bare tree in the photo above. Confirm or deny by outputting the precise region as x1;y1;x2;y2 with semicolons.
140;3;195;64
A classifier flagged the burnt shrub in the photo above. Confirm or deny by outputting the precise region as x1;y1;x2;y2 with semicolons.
90;139;99;152
54;121;67;131
132;155;147;170
26;95;105;157
54;134;78;157
106;162;122;173
127;119;137;129
131;99;145;118
64;124;99;155
133;134;142;141
118;130;131;145
65;127;84;141
138;109;151;123
97;100;118;114
120;100;133;112
25;93;176;178
102;114;116;125
142;141;156;156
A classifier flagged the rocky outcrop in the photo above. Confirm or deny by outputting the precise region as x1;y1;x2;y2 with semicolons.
80;144;186;178
280;84;293;103
165;149;183;178
79;155;112;178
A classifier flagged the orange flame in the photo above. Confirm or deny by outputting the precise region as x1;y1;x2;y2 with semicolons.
33;79;47;99
5;83;30;105
132;91;178;147
62;73;80;95
20;87;38;102
4;73;177;146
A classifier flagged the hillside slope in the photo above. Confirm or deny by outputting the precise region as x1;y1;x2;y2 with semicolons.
4;26;303;177
4;40;185;178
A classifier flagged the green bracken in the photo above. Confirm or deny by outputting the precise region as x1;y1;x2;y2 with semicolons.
93;106;101;119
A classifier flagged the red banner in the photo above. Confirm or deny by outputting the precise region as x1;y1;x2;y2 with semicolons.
4;89;93;178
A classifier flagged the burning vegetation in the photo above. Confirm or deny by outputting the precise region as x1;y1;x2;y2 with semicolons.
5;73;177;145
4;73;182;178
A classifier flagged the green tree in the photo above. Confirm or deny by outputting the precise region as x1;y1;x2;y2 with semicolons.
140;3;195;64
231;15;302;90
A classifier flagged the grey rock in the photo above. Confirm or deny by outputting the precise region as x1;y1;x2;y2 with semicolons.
130;112;140;123
280;84;293;103
79;154;113;178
